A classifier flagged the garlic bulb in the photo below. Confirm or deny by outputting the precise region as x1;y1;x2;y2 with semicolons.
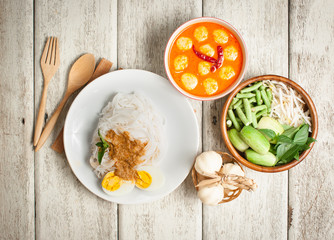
194;151;222;176
222;163;244;190
197;184;224;205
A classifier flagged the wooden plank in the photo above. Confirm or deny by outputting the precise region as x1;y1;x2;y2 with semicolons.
289;1;334;239
202;0;288;239
34;1;118;239
0;0;34;239
117;1;202;239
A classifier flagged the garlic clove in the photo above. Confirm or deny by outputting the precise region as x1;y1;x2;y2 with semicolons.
195;151;222;176
222;163;244;176
197;184;224;206
222;163;244;190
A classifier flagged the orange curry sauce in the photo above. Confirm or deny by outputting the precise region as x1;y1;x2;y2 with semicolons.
168;22;243;97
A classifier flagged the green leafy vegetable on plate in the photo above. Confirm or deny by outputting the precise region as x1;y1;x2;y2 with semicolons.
96;129;110;164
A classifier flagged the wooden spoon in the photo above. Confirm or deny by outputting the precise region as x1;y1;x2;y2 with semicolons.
35;53;95;151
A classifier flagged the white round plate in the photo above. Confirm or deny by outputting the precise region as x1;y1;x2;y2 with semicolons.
64;69;199;204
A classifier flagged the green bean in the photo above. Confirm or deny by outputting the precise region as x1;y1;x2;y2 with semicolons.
260;89;271;113
249;97;256;104
251;105;267;113
240;82;263;93
243;98;253;124
266;88;272;103
230;98;240;109
226;119;232;128
259;85;266;91
235;117;243;125
251;112;258;128
255;90;262;105
228;109;241;131
236;93;256;98
232;99;242;109
231;98;239;105
256;109;267;118
236;107;251;126
227;115;242;125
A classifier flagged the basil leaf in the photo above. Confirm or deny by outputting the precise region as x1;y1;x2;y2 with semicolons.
269;144;277;155
282;125;301;138
276;143;292;160
259;129;276;140
276;135;293;144
282;124;292;130
275;160;285;165
306;137;316;145
299;144;311;152
276;158;292;165
97;148;105;164
96;129;110;165
98;129;110;147
281;144;301;162
294;152;300;161
276;158;293;165
293;124;309;145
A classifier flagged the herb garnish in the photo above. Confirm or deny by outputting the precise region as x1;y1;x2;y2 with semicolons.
260;124;316;165
258;129;277;140
96;129;110;164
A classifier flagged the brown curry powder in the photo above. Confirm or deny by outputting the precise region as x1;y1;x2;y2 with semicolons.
106;130;147;181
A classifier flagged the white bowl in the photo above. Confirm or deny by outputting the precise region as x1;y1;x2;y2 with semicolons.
164;17;248;101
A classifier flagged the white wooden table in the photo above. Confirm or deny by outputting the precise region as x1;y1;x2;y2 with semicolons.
1;0;333;239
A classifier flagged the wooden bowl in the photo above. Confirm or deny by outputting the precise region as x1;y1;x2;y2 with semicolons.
191;151;244;204
221;75;318;173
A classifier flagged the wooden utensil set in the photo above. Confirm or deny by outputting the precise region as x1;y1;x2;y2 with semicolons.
34;37;112;152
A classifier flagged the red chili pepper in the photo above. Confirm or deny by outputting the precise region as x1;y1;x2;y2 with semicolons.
192;45;217;63
210;46;224;72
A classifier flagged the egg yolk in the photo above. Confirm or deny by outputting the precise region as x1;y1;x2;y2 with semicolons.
219;66;235;80
213;29;229;44
135;171;152;189
101;172;121;191
223;46;238;61
176;37;193;51
199;44;215;57
174;55;188;71
194;26;208;42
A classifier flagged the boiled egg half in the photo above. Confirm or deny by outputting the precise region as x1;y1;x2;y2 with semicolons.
135;166;165;191
101;171;135;196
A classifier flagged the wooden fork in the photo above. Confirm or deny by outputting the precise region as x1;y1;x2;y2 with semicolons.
33;37;60;146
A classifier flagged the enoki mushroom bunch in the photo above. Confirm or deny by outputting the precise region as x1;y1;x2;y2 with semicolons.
193;151;257;205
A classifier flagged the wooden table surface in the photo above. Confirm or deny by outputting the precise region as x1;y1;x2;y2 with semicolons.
1;0;333;239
